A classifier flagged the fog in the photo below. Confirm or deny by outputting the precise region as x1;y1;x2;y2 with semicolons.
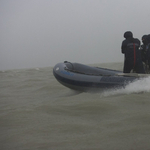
1;0;150;70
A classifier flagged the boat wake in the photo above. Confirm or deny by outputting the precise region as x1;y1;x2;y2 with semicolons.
102;76;150;96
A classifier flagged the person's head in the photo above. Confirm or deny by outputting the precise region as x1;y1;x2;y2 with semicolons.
141;35;148;44
147;34;150;43
124;31;133;39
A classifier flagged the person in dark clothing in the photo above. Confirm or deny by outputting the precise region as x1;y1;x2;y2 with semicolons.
141;34;150;73
140;35;148;64
121;31;145;74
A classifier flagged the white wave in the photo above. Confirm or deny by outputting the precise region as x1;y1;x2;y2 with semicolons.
102;76;150;96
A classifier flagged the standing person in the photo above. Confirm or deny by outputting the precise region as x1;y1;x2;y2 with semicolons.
140;35;148;63
121;31;145;74
140;35;149;73
144;34;150;72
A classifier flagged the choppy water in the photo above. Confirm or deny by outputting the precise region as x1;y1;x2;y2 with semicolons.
1;62;150;150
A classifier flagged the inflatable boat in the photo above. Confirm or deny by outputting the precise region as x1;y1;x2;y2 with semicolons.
53;61;149;92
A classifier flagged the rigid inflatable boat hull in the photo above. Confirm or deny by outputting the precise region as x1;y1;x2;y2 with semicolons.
53;62;138;92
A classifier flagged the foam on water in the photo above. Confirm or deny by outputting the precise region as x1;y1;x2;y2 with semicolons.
102;76;150;96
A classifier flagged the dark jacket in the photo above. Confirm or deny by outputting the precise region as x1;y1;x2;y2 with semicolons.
121;37;141;64
140;35;148;63
121;35;145;73
145;43;150;65
140;44;147;63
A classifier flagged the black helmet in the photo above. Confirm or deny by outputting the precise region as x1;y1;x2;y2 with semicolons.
142;35;148;44
147;34;150;43
141;35;147;41
124;31;133;39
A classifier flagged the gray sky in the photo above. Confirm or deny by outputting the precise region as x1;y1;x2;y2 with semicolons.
1;0;150;70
